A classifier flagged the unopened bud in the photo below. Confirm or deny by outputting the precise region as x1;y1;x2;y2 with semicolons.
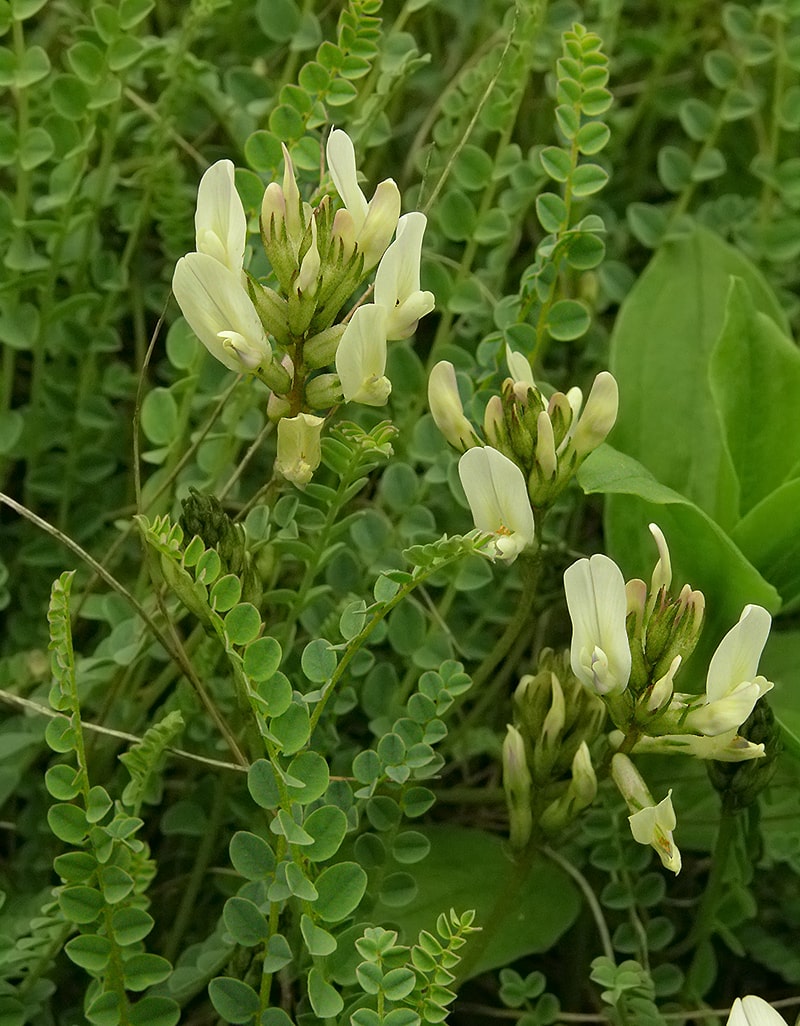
428;361;479;452
304;324;346;369
305;373;342;410
246;278;290;346
548;391;576;451
296;218;320;296
534;410;557;484
483;395;510;452
503;725;533;850
569;741;597;807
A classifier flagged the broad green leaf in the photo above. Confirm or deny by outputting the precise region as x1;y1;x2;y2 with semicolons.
301;638;337;682
65;933;111;972
262;932;293;972
209;978;260;1023
270;700;310;754
58;885;104;924
581;446;780;653
47;803;88;844
547;299;590;341
85;991;121;1026
223;896;270;947
301;913;337;955
369;825;580;978
285;751;329;804
608;227;789;531
762;629;800;760
710;278;800;514
128;997;180;1026
224;603;261;646
111;907;154;946
314;862;367;922
730;479;800;609
248;760;280;809
229;830;276;880
308;967;344;1018
122;952;172;990
244;636;282;680
304;805;348;861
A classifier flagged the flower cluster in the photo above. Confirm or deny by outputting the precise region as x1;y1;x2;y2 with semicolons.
503;649;605;848
428;347;618;561
563;523;776;871
172;130;435;487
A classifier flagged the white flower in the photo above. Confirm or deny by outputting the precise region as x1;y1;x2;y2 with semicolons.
611;753;681;874
505;345;535;388
681;604;773;736
194;159;247;277
327;128;400;271
275;413;325;488
335;304;391;406
569;371;619;459
564;553;631;696
428;361;479;452
619;729;765;762
172;252;272;373
457;446;535;563
374;212;435;339
727;997;791;1026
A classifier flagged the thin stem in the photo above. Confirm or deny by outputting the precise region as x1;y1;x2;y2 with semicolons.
0;491;248;768
683;807;740;962
542;845;615;961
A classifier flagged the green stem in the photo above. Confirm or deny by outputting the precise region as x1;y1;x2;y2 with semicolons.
685;807;739;956
309;549;472;732
542;844;615;961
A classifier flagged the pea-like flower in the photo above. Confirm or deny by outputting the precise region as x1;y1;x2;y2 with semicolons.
611;753;681;874
335;304;391;406
194;159;247;277
727;997;791;1026
564;553;631;696
275;413;325;488
327;128;400;271
678;604;773;737
172;252;272;373
374;212;435;339
458;446;535;562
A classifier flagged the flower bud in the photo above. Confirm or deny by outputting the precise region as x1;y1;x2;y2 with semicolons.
428;361;479;453
305;373;342;409
503;725;533;850
304;324;346;369
246;277;290;346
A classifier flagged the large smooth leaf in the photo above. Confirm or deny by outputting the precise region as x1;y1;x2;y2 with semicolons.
761;628;800;761
608;226;788;532
730;478;800;611
368;824;580;978
579;447;779;661
709;278;800;515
